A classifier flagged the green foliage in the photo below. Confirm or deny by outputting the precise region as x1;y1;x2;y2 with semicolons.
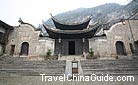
44;49;52;60
46;49;52;57
89;48;94;57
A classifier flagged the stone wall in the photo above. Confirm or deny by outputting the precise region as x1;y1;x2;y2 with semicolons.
89;37;108;57
89;20;138;57
5;19;138;58
37;37;55;56
5;23;55;57
126;20;138;41
0;43;3;55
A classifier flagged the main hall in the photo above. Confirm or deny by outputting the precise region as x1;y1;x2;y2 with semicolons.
0;13;138;60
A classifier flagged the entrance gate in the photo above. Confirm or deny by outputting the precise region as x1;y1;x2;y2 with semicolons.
116;41;126;55
69;41;75;55
20;42;29;55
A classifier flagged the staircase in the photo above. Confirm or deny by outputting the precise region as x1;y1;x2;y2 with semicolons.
0;57;66;76
80;59;138;76
59;55;85;60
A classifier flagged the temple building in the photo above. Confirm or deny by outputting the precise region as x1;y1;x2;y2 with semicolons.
1;13;138;59
0;20;13;55
43;14;138;58
5;19;54;58
43;15;99;56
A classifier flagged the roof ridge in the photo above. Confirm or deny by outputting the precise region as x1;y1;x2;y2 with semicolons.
50;14;92;25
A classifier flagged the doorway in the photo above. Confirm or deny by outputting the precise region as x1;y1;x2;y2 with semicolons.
69;41;75;55
20;42;29;55
129;43;134;54
134;41;138;54
116;41;126;55
10;45;15;55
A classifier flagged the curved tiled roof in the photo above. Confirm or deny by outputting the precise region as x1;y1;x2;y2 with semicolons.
0;20;13;30
50;14;92;30
43;23;100;39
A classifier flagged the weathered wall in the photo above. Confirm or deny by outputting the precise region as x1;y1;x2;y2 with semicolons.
6;24;39;56
36;37;55;56
5;20;138;58
0;43;3;55
126;20;138;42
126;20;138;53
89;37;108;57
89;20;138;57
5;23;55;57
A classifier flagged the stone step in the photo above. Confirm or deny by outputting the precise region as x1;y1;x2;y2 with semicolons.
84;72;138;76
83;70;138;76
0;64;65;68
83;68;138;71
59;55;85;60
81;61;138;64
81;59;138;76
81;59;138;62
0;58;66;76
0;69;65;76
81;66;138;69
14;61;66;65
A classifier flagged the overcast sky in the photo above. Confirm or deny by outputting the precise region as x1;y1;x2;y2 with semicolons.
0;0;130;27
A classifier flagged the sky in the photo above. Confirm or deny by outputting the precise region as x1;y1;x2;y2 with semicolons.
0;0;131;27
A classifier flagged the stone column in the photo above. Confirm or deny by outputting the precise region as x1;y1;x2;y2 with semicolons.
58;38;62;58
82;38;86;59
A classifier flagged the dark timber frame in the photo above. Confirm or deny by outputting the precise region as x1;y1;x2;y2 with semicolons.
43;16;99;56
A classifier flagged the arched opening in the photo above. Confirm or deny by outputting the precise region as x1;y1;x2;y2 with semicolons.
134;40;138;54
10;45;15;56
115;41;126;55
0;43;3;55
20;42;29;55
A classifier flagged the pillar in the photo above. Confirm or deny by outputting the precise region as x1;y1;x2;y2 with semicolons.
82;38;86;59
58;38;62;58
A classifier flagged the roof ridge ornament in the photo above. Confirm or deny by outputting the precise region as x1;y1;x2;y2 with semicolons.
18;18;25;24
50;13;67;24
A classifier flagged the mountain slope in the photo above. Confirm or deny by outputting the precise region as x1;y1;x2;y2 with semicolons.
46;3;123;26
42;1;138;28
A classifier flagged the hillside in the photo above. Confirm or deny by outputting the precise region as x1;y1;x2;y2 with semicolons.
39;0;138;30
45;3;123;26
